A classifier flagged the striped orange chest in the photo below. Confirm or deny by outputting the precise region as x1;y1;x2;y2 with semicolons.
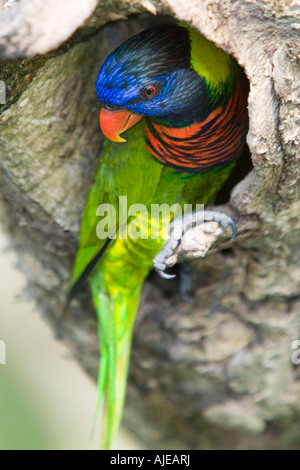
145;76;248;173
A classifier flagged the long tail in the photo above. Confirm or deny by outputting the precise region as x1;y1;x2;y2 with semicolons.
90;270;142;450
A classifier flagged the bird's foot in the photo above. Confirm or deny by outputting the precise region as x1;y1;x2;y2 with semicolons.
153;209;236;279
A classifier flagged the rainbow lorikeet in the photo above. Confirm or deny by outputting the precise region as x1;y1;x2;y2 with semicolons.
69;23;248;449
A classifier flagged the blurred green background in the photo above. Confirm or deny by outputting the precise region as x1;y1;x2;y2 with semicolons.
0;231;141;450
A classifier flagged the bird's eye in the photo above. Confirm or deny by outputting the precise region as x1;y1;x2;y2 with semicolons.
142;85;157;99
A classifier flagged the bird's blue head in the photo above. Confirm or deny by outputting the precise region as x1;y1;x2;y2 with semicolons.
96;24;209;141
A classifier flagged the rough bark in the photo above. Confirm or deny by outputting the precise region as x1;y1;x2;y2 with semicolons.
0;0;300;450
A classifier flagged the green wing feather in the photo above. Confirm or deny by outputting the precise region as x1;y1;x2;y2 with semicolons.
69;121;163;291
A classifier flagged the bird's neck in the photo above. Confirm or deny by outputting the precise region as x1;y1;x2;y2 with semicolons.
145;75;248;174
148;87;224;129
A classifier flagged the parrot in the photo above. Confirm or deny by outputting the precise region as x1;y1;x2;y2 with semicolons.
68;23;248;449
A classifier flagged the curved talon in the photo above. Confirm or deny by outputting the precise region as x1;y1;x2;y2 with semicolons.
217;215;237;240
221;216;236;240
155;268;176;280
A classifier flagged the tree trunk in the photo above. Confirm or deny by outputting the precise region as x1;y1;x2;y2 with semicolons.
0;0;299;450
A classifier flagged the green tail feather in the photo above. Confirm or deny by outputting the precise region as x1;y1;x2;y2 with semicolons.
90;270;142;450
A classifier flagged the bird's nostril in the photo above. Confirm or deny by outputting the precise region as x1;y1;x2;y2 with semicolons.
102;103;117;111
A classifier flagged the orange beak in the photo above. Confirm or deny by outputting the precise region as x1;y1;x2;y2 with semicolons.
99;107;143;142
